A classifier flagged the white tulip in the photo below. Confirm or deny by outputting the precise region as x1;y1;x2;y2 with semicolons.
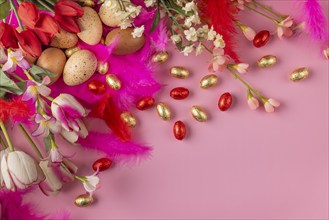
38;161;63;196
1;151;45;191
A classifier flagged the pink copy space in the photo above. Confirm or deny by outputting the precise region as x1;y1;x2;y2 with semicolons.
16;1;328;219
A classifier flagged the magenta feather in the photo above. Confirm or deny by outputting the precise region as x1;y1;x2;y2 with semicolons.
0;190;45;220
301;0;328;41
77;132;152;163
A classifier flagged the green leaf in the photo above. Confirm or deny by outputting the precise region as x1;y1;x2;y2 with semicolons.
0;1;10;20
44;135;52;152
150;8;161;33
0;70;24;97
29;65;56;82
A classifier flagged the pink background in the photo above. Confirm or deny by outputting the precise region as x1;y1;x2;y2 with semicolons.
14;1;329;219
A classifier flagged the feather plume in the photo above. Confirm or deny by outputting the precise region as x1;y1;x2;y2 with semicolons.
301;0;328;41
0;190;45;220
77;132;152;163
0;98;33;123
91;94;131;142
198;0;240;62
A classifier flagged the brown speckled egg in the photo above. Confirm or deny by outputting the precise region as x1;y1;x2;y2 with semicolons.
51;29;78;49
99;1;130;27
63;50;97;86
105;28;145;55
36;48;66;83
77;7;102;45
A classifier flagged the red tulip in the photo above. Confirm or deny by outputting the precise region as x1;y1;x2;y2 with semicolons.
0;22;18;49
33;29;52;45
54;0;84;17
15;30;41;58
54;15;80;33
35;13;60;35
18;2;39;29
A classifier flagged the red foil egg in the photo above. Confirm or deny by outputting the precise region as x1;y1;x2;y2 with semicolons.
136;97;155;110
92;158;113;172
173;121;186;140
253;30;270;48
88;80;106;94
218;92;233;111
170;87;190;100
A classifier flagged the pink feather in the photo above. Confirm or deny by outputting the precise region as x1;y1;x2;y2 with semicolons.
301;0;328;41
0;190;45;220
77;132;152;163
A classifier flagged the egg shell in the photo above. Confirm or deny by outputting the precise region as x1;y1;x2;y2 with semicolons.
50;29;79;49
63;50;97;86
77;7;103;45
105;28;145;55
36;48;66;83
99;0;130;27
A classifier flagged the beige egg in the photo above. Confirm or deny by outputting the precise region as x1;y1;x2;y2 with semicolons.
36;48;66;83
77;7;102;45
63;50;97;86
50;29;79;49
99;0;130;27
105;28;145;55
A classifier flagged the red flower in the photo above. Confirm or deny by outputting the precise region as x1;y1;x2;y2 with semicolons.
15;30;42;58
54;0;84;17
54;0;83;34
18;2;39;29
35;13;60;36
33;29;53;45
0;22;18;49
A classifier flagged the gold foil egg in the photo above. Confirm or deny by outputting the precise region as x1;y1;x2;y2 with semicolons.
289;67;309;82
65;46;80;57
106;74;121;90
120;112;137;127
191;106;207;122
82;0;95;7
257;55;277;68
200;74;218;89
98;62;109;74
152;51;169;63
156;102;171;121
74;194;93;207
170;66;190;79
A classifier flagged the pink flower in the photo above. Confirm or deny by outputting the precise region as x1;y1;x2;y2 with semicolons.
1;151;45;191
264;98;280;113
232;63;249;74
22;76;51;102
277;16;294;39
82;173;99;194
49;148;64;163
2;49;30;73
208;48;229;72
238;23;256;41
51;94;89;143
323;47;329;60
32;114;61;137
248;96;259;110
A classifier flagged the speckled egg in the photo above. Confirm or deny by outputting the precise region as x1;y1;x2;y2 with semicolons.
77;7;102;45
63;50;97;86
50;29;78;49
99;0;130;27
105;28;145;55
36;48;66;83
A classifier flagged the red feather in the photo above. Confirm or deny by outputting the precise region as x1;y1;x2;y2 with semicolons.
0;98;33;123
91;94;131;142
198;0;240;62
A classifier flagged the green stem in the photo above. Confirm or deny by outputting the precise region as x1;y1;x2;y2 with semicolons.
245;4;280;23
11;73;25;82
35;0;54;12
252;0;286;19
18;124;43;159
8;0;23;30
0;134;8;149
43;0;55;6
0;121;14;152
74;175;87;182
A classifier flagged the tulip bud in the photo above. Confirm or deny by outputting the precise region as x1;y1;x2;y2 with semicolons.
18;2;39;29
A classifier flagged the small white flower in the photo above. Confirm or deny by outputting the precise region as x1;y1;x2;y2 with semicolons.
247;96;259;110
83;174;100;194
131;26;145;38
182;45;194;56
207;26;217;41
232;63;249;74
182;1;197;13
171;34;182;44
264;98;280;113
126;5;142;18
184;27;198;42
197;25;209;38
184;15;200;27
119;18;132;29
144;0;156;7
214;34;225;48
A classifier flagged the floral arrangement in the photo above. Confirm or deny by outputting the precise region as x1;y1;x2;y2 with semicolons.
0;0;328;218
